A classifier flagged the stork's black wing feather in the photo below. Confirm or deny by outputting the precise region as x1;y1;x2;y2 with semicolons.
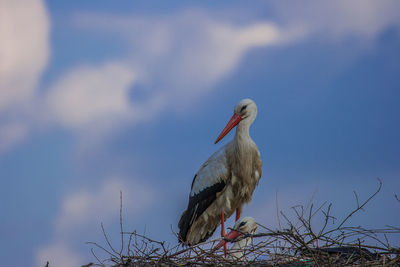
178;145;229;244
178;179;225;244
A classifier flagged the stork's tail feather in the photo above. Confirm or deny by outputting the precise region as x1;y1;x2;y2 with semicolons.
178;210;189;244
178;209;219;246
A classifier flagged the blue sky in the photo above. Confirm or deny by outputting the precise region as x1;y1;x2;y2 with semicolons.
1;1;400;266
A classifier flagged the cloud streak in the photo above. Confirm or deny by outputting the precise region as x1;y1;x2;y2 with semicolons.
45;10;292;139
0;0;50;153
272;0;400;40
47;62;136;129
37;177;156;267
36;242;83;267
0;0;50;111
2;2;400;154
54;2;400;139
55;178;155;231
74;11;290;100
0;121;28;153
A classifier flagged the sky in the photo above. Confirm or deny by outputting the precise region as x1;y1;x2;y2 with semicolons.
1;1;400;266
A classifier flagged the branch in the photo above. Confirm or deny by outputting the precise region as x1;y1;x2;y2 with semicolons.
336;178;382;229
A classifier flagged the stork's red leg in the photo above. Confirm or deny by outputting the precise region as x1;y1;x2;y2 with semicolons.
220;211;227;257
235;208;241;221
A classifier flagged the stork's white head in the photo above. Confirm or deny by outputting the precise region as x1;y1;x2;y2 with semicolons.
215;99;258;144
234;98;257;125
231;216;258;236
228;217;258;259
215;216;258;249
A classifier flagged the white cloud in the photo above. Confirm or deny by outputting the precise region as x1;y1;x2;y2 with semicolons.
47;62;136;129
67;2;400;134
37;177;156;267
76;11;289;91
3;2;400;152
0;0;49;153
29;10;291;144
162;20;285;95
66;10;292;128
0;121;28;153
272;0;400;40
36;242;83;267
56;178;155;231
0;0;50;111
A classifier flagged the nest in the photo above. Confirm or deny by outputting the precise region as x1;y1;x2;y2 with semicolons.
83;179;399;266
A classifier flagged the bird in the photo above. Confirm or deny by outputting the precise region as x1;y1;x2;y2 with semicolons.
215;216;258;259
178;98;262;249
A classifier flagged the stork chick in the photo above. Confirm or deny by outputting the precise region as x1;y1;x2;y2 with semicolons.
216;216;258;259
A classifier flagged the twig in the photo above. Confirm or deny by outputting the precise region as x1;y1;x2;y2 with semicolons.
395;193;400;203
101;223;119;256
119;191;124;256
276;190;282;231
86;178;399;266
336;178;382;229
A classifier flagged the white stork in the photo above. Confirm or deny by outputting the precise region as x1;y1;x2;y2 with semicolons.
178;99;262;250
215;216;258;259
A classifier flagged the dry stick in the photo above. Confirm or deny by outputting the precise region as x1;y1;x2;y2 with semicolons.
127;232;135;257
90;248;105;266
308;203;314;233
119;191;124;256
336;178;382;230
87;178;399;266
353;191;360;209
167;239;217;259
314;233;396;253
122;231;166;246
318;203;333;238
86;241;117;259
310;201;328;221
259;194;396;258
101;223;120;256
303;188;318;222
276;190;282;231
384;233;390;249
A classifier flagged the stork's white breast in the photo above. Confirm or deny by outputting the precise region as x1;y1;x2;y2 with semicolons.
190;146;228;196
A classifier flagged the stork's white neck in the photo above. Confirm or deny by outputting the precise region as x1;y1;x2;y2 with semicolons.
232;98;257;146
234;116;255;146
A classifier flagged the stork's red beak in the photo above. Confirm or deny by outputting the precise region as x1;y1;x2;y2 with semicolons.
215;113;242;144
215;230;242;249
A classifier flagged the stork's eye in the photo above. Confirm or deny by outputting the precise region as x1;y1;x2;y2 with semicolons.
239;221;246;227
240;105;247;113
